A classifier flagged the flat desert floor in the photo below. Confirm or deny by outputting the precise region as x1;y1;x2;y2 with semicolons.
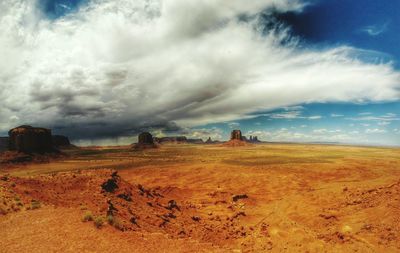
1;143;400;252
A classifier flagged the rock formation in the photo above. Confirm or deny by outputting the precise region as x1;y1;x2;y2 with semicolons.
52;135;71;147
8;125;55;153
222;130;251;147
138;132;154;145
0;137;9;152
134;132;158;149
248;136;261;143
230;130;243;141
187;139;204;144
154;136;187;144
205;137;213;144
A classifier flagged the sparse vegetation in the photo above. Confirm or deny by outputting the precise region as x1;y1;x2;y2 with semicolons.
107;215;124;231
94;216;104;228
30;200;41;210
107;215;114;224
82;211;94;222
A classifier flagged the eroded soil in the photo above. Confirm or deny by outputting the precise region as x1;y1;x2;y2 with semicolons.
1;144;400;252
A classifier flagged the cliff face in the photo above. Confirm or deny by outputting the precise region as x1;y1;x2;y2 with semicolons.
230;130;242;141
154;136;187;144
138;132;154;145
52;135;71;147
134;132;157;149
8;125;54;153
0;137;9;152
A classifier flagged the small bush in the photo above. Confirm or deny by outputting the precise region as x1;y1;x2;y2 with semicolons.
113;219;124;231
94;216;104;228
107;215;125;231
107;215;114;225
30;200;41;210
82;211;94;222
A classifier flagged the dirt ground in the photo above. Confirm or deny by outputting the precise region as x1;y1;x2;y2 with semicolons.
1;143;400;252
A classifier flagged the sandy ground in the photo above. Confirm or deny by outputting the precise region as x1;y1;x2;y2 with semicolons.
1;143;400;252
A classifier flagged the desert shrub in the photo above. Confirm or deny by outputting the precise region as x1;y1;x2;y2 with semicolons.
107;215;114;224
94;216;104;228
106;215;124;231
82;211;94;222
30;200;41;210
113;219;124;231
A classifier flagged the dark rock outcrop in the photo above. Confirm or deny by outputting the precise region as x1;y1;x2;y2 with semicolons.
8;125;55;153
230;130;243;141
52;135;71;147
0;137;9;152
154;136;187;144
248;136;261;143
138;132;154;145
187;139;204;144
134;132;158;149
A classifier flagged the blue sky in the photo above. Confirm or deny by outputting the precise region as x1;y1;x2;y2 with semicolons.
198;102;400;146
0;0;399;146
277;0;400;68
195;0;400;146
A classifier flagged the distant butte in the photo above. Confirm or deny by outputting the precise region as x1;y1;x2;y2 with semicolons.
222;130;252;147
134;132;158;150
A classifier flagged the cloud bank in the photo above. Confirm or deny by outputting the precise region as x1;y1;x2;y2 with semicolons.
0;0;399;141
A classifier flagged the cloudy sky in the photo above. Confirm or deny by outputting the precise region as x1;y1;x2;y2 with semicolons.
0;0;399;146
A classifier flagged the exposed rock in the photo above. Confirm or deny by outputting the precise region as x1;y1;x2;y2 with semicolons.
0;137;9;152
205;137;221;144
187;139;204;144
166;200;180;211
138;132;154;144
154;136;187;144
222;130;251;147
134;132;158;149
52;135;71;147
232;194;248;202
192;216;201;222
247;136;261;143
8;125;55;153
101;171;120;193
230;130;243;141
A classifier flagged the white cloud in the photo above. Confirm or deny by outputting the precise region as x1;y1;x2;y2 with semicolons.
181;127;224;140
0;0;399;140
227;122;240;128
365;128;386;134
313;129;341;134
246;128;354;143
360;22;389;37
348;114;399;122
331;113;344;117
377;121;391;126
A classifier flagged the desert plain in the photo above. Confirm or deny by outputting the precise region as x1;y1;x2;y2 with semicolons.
1;143;400;252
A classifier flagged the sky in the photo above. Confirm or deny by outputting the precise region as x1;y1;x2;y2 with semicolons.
0;0;399;146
